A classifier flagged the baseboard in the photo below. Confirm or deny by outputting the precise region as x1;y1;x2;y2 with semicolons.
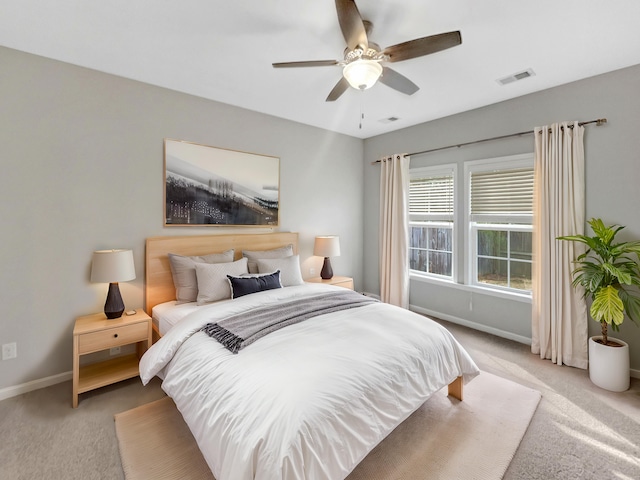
0;308;637;401
365;292;531;346
409;303;533;345
0;371;72;402
408;304;640;379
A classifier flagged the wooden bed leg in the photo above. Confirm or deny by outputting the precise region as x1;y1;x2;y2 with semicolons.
448;376;463;401
152;323;162;344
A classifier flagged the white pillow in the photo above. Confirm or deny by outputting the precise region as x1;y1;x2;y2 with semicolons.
195;257;249;305
257;255;304;287
243;244;293;274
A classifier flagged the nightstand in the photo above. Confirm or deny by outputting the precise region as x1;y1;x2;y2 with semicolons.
72;309;151;408
306;276;354;290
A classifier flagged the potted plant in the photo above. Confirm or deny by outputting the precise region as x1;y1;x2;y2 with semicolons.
558;218;640;391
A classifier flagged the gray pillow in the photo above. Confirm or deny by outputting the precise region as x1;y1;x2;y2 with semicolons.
195;257;249;305
242;244;293;273
168;249;234;303
257;255;304;287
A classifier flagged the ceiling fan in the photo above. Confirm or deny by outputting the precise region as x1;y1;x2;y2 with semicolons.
272;0;462;102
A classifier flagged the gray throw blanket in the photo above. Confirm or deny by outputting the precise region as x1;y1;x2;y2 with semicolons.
201;290;377;353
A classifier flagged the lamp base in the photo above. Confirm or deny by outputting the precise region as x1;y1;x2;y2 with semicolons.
320;257;333;280
104;282;125;319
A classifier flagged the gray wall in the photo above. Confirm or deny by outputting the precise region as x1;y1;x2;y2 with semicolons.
2;42;639;392
363;64;640;373
0;46;364;392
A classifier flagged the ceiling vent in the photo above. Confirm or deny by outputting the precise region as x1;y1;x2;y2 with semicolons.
379;116;400;123
497;68;536;86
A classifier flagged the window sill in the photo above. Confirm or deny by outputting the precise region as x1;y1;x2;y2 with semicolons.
409;273;532;304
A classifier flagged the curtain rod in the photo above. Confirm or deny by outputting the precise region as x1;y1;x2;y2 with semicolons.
371;118;607;164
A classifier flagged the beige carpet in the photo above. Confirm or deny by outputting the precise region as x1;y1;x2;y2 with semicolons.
115;371;540;480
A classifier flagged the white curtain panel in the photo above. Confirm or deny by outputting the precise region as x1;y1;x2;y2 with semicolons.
379;154;410;308
531;122;588;369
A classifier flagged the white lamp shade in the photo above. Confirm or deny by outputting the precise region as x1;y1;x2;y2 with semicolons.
314;236;341;258
90;249;136;283
342;60;383;90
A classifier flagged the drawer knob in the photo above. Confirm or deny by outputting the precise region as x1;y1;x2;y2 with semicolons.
114;333;118;338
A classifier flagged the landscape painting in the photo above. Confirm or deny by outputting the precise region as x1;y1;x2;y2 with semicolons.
164;139;279;226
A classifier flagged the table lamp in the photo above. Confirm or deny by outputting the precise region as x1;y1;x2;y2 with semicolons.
314;236;340;280
90;249;136;319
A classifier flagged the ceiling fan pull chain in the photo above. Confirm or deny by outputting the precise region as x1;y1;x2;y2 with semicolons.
359;90;365;129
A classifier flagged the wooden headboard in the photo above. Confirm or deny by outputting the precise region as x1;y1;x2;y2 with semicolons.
145;232;299;315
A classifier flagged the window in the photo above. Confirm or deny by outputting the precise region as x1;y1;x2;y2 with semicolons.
466;154;533;293
408;165;455;279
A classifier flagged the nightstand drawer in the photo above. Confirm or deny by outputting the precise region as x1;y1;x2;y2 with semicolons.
77;322;148;355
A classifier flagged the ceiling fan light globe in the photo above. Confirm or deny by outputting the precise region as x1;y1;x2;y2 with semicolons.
343;60;382;90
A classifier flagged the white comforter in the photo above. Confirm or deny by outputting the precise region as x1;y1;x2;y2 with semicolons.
140;284;479;480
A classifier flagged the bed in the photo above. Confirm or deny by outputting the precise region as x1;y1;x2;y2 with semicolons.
139;232;479;480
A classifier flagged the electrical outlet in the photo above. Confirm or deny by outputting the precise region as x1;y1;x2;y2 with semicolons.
110;346;121;356
2;342;17;360
310;268;316;275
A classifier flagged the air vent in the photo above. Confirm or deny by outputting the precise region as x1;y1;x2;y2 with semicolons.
379;116;400;124
497;69;536;86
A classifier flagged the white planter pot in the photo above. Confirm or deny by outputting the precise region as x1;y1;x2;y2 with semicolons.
588;336;630;392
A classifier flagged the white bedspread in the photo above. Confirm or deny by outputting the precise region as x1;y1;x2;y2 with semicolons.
140;283;479;480
152;300;203;335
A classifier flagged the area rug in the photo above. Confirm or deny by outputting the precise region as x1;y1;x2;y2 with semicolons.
114;371;540;480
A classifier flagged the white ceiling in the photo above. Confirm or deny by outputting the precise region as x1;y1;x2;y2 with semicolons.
2;0;640;139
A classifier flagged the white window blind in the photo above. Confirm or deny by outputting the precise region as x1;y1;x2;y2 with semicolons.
409;174;454;220
470;167;533;220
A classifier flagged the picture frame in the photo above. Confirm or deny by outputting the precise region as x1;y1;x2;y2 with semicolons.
164;139;280;227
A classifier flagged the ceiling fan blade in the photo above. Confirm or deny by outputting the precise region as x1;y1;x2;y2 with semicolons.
383;31;462;63
272;60;339;68
335;0;368;51
326;77;350;102
379;67;419;95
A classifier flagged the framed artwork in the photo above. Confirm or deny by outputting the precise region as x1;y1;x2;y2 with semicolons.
164;139;280;227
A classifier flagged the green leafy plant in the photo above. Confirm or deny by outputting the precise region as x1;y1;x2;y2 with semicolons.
558;218;640;346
